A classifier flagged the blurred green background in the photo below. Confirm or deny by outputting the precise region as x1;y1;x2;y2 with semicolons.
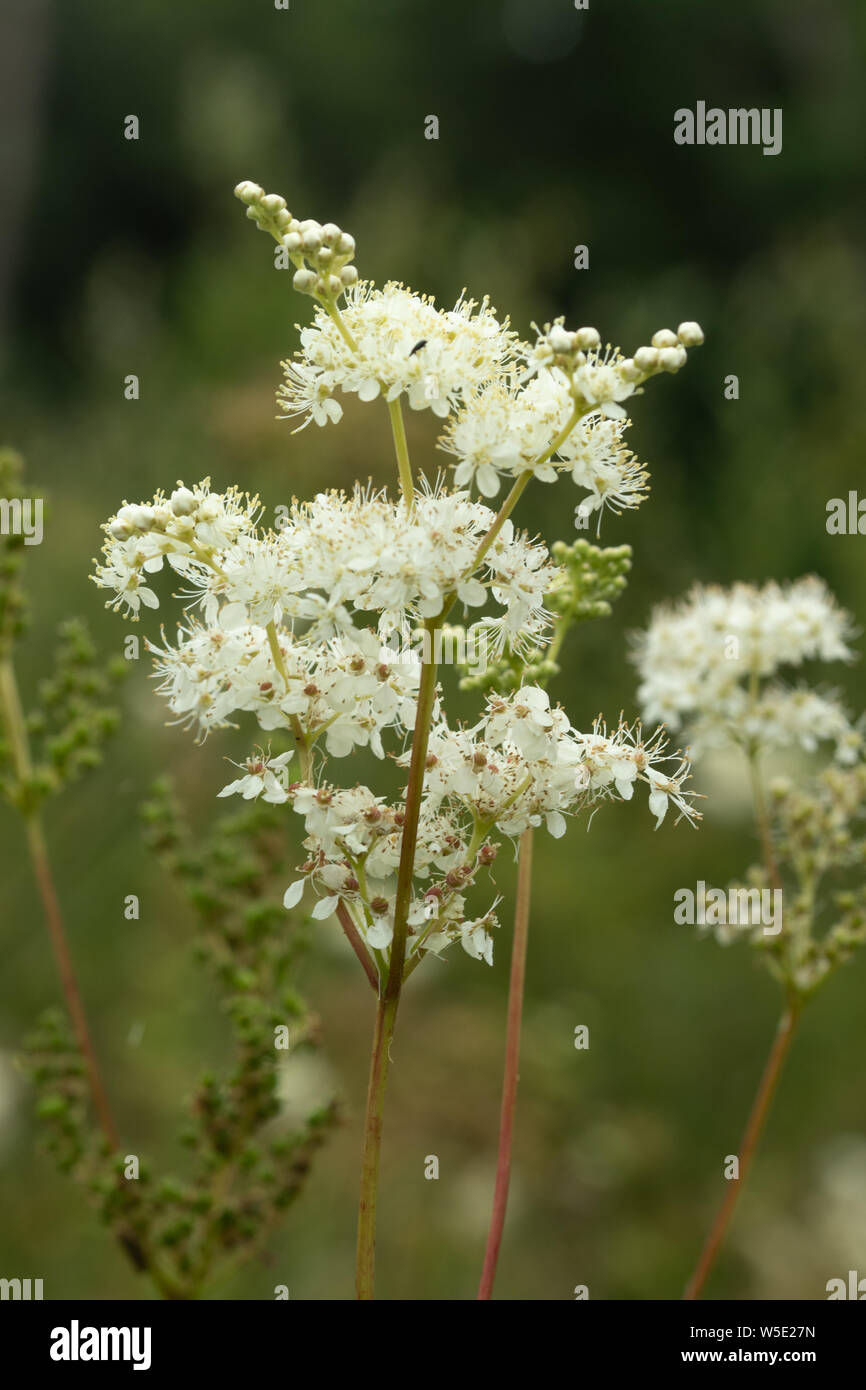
1;0;865;1299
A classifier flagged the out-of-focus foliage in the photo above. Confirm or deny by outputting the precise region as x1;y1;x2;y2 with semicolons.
1;0;865;1298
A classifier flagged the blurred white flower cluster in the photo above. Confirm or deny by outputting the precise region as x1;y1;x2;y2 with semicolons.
634;578;862;765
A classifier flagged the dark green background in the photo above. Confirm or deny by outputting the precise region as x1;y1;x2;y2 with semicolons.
1;0;864;1298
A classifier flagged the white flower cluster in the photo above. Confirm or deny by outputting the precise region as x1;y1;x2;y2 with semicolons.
634;578;862;763
150;623;423;754
90;183;707;988
280;781;502;965
94;481;555;660
439;320;702;512
93;482;260;617
419;692;698;836
249;689;698;970
278;281;519;427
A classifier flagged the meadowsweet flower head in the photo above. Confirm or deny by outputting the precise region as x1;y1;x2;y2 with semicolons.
634;577;860;762
529;319;702;419
278;282;519;428
92;480;260;618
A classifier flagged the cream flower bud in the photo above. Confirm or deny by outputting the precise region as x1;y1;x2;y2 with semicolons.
651;329;678;349
293;268;318;294
321;223;341;245
575;326;600;350
677;321;704;346
261;194;286;215
108;517;132;540
302;228;322;252
170;486;197;516
619;357;641;382
336;233;355;257
548;326;574;354
283;232;302;253
658;346;687;371
340;265;359;287
316;247;333;267
128;504;155;531
325;274;342;297
634;346;659;371
234;180;263;204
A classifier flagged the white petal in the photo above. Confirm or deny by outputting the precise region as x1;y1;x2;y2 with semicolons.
312;895;340;920
283;880;305;909
545;810;567;839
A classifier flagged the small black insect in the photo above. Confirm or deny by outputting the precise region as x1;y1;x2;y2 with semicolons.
409;339;428;356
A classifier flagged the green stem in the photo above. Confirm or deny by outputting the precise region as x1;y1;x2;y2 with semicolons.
356;992;399;1299
321;296;359;352
354;630;440;1299
388;397;414;506
384;642;439;1000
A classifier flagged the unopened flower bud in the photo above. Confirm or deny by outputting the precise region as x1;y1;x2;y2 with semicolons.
170;486;197;516
651;328;678;349
340;265;359;288
634;346;659;371
283;232;302;253
575;326;601;350
677;320;704;346
321;223;341;245
548;326;574;354
336;233;355;257
234;180;263;204
261;193;286;215
658;346;686;371
127;504;155;531
293;268;318;294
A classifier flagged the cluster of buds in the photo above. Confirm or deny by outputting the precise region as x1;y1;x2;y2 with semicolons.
234;180;358;300
532;318;704;417
108;486;200;540
633;322;705;374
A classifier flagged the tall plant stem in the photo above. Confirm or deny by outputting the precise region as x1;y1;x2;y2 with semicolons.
354;644;439;1298
0;658;119;1151
682;1002;801;1299
388;398;414;506
355;992;399;1299
478;825;533;1299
